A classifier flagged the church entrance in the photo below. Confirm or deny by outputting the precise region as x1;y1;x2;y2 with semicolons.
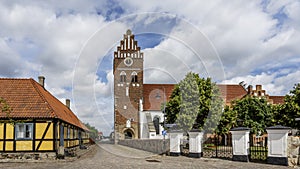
124;129;134;139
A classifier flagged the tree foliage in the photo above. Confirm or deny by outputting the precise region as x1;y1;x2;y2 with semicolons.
216;105;237;134
165;78;300;135
274;83;300;128
84;123;99;140
165;72;223;133
0;97;22;124
230;96;274;134
0;97;12;117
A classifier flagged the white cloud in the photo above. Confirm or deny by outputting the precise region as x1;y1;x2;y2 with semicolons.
221;70;300;95
0;0;299;135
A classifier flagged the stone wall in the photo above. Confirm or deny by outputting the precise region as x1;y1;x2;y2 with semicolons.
0;152;56;161
118;139;170;154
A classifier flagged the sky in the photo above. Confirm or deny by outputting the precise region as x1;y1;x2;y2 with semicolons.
0;0;299;135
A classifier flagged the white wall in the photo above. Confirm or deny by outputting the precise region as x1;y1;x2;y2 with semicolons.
139;110;165;139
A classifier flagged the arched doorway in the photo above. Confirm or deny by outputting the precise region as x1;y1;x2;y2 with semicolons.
124;129;134;139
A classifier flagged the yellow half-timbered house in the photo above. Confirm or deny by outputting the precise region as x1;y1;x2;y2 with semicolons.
0;76;90;158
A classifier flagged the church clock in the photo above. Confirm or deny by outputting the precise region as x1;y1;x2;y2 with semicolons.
124;57;133;66
113;29;144;141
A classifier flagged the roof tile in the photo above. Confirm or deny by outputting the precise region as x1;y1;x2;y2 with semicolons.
0;78;86;129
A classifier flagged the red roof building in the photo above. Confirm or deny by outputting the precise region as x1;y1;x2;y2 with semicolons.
0;77;89;157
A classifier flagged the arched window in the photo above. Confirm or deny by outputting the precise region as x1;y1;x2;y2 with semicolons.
131;71;138;83
153;116;160;135
120;71;126;82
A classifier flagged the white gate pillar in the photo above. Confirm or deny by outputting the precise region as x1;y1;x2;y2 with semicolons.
168;130;183;156
230;127;250;162
188;129;203;158
266;125;290;166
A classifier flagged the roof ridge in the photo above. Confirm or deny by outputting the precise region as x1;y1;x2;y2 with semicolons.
0;77;31;80
29;79;57;118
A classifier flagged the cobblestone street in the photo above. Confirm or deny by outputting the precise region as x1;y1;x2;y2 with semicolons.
0;143;291;169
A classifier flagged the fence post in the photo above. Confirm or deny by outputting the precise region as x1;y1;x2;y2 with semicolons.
230;127;250;162
266;125;291;166
188;129;203;158
168;130;183;156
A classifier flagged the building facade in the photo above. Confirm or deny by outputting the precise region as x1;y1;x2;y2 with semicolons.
113;30;285;141
0;77;89;158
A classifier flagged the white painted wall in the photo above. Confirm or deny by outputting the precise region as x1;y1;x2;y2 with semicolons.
139;110;165;139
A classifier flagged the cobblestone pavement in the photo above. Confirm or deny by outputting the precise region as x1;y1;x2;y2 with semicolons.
0;143;292;169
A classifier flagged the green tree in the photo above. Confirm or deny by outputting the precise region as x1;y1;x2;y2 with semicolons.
0;97;12;117
275;83;300;128
165;72;223;133
175;72;200;132
84;123;99;140
231;96;274;134
216;105;238;134
0;97;16;124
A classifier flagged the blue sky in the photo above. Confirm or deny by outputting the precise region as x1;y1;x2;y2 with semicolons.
0;0;299;135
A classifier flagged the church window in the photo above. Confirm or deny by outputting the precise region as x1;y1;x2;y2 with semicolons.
120;71;126;82
131;72;138;83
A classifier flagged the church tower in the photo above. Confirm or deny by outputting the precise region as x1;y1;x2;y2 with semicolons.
113;30;143;141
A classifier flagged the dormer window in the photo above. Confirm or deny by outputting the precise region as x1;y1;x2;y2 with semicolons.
120;71;126;83
131;72;138;83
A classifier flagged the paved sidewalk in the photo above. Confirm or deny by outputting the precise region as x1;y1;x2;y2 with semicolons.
97;143;290;169
97;143;157;159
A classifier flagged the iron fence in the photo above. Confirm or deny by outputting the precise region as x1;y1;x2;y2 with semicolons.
202;133;233;159
249;134;268;163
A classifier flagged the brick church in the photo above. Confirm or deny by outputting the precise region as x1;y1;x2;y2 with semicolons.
113;30;284;141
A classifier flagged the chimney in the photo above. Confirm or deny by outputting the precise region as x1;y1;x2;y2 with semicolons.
66;99;70;109
38;76;45;87
247;85;253;95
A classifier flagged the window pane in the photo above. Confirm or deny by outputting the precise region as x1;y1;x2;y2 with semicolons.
25;125;31;138
16;123;32;139
18;125;25;138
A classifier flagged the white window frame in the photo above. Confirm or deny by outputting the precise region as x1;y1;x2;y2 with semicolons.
15;123;33;140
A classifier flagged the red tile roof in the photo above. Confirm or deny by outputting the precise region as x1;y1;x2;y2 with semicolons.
143;84;175;111
0;78;86;129
142;83;284;110
269;96;285;104
217;84;248;104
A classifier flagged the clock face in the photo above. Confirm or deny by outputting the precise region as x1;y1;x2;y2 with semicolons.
124;57;133;66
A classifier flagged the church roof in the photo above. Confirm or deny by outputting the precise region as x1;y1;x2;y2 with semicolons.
142;83;284;111
0;78;87;129
216;84;248;105
269;96;285;104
